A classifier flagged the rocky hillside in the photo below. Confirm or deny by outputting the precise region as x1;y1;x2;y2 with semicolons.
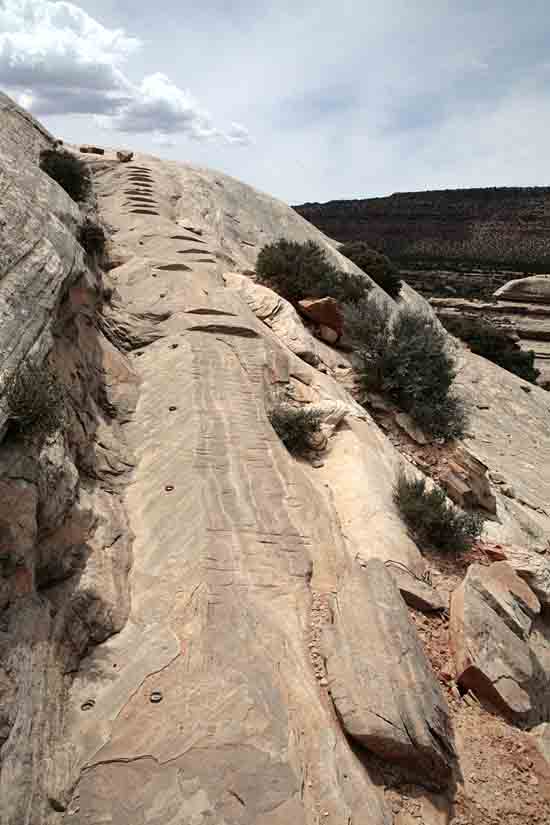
2;96;550;825
295;188;550;272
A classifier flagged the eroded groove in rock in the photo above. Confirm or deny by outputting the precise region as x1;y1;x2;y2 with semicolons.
3;97;550;824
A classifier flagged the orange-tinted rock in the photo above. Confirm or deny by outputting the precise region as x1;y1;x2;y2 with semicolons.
298;296;344;337
450;562;543;718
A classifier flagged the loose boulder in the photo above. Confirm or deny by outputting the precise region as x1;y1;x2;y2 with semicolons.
494;274;550;304
323;559;454;785
439;445;496;514
485;544;550;606
450;562;542;718
298;296;344;339
80;145;105;155
117;150;134;163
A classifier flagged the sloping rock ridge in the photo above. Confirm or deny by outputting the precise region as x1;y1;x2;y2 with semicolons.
1;96;550;825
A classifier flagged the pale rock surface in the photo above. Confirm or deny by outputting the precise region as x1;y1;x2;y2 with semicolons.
491;545;550;605
495;274;550;304
322;559;454;784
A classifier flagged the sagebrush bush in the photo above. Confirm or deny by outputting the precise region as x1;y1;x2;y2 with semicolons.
344;293;392;389
441;314;540;384
256;239;370;305
339;241;402;299
394;471;484;552
350;301;468;439
5;364;65;439
39;148;91;202
269;403;323;456
78;217;106;259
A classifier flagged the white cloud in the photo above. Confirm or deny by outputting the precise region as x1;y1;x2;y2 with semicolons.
0;0;250;142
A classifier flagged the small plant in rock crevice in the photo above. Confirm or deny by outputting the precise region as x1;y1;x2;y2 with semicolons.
256;239;371;305
39;148;91;203
4;363;66;440
393;470;484;553
269;402;323;456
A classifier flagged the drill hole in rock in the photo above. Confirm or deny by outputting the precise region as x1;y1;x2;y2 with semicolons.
150;690;163;703
169;406;177;411
165;485;174;492
81;699;95;711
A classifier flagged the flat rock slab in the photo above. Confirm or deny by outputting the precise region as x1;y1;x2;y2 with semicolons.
323;559;454;785
450;562;544;719
385;563;446;612
491;545;550;606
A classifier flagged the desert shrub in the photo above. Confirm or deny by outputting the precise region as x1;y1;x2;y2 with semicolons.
441;314;540;384
5;363;65;439
344;293;392;389
39;148;91;203
78;217;106;259
256;239;370;304
269;403;322;456
380;308;468;439
350;302;468;439
394;470;484;552
339;241;402;299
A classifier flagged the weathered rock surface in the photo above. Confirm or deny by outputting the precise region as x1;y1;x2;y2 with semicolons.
431;291;550;387
450;562;547;719
116;150;134;163
495;275;550;304
323;559;454;784
383;561;446;612
2;96;550;824
0;101;137;823
439;445;497;514
298;296;344;338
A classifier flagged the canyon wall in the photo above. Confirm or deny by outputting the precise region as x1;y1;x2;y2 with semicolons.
296;188;550;272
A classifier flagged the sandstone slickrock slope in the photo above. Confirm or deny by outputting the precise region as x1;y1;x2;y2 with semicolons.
1;97;550;825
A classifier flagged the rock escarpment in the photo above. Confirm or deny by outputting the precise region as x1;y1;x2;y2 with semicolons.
295;187;550;271
1;97;550;825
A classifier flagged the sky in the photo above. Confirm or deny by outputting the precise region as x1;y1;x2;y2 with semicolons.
1;0;550;203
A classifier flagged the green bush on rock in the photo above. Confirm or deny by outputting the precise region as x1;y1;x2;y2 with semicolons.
39;148;91;203
348;301;468;440
394;470;484;552
441;314;540;385
5;363;65;439
269;403;323;456
339;241;402;299
256;239;370;305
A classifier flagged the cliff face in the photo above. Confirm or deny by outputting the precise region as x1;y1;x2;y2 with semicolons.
295;188;550;271
1;99;550;825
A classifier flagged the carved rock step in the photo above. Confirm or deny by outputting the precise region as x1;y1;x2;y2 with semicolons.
323;559;454;785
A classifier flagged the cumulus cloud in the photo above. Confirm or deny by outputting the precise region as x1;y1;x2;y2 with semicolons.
0;0;250;143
